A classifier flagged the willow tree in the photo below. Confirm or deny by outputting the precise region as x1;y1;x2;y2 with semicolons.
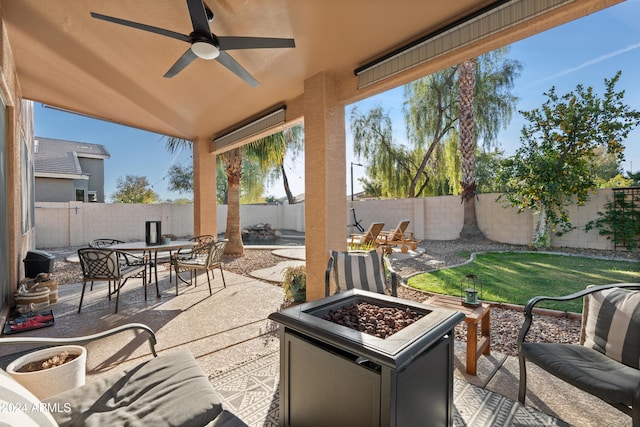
350;48;521;200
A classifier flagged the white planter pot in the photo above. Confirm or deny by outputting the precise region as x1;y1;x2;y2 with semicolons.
6;345;87;400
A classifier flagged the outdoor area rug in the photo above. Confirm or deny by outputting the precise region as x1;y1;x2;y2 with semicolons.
210;351;569;427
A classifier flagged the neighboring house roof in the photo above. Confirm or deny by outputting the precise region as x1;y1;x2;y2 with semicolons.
34;137;110;179
278;193;305;204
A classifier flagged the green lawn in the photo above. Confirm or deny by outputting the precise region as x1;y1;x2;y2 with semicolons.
407;252;640;313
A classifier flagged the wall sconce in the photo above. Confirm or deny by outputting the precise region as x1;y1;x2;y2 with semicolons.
145;221;162;246
460;274;481;307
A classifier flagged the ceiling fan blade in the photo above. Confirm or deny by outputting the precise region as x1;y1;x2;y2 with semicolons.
186;0;212;35
217;36;296;50
90;12;191;43
164;49;199;78
216;51;259;87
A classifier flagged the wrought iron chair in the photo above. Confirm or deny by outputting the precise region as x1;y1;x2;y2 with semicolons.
77;247;150;313
518;283;640;426
325;249;398;297
173;239;228;296
89;238;149;291
169;235;217;282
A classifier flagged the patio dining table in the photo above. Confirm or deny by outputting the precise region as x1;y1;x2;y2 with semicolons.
109;240;196;291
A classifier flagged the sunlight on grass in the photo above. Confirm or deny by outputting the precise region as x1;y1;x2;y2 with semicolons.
408;252;640;313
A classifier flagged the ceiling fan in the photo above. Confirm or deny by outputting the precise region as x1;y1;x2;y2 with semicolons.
90;0;295;87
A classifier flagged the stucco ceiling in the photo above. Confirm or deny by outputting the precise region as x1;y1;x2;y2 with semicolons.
0;0;620;144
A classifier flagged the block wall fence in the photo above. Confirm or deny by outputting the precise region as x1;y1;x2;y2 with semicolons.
35;189;616;250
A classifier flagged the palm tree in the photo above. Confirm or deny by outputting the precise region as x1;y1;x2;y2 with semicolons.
166;126;303;257
458;58;482;239
253;125;304;204
220;147;244;256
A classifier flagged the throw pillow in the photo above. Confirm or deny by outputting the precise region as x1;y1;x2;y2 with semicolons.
582;287;640;369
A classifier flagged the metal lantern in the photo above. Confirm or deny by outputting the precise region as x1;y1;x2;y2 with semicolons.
460;274;482;307
145;221;162;246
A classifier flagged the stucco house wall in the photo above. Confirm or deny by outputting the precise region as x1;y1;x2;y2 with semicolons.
34;177;76;202
78;157;106;202
0;23;36;315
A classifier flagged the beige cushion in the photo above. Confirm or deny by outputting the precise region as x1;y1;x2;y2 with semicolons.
44;350;228;426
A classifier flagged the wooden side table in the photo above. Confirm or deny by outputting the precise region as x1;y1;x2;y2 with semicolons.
423;293;491;375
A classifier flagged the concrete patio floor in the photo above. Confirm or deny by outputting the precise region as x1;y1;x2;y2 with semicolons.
0;265;632;426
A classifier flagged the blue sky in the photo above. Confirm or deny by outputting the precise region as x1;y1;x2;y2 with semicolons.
35;1;640;201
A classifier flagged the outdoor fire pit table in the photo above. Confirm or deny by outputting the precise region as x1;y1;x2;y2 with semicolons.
268;289;465;427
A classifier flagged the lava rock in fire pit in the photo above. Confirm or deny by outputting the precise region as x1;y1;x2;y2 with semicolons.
323;302;424;339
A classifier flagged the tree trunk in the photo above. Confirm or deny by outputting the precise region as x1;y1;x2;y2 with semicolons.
533;207;551;248
281;164;295;204
458;58;484;240
224;148;244;256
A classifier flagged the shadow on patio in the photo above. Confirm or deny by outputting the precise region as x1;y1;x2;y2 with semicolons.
0;265;632;426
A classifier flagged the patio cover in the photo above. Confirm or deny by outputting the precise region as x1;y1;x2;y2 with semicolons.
0;0;621;299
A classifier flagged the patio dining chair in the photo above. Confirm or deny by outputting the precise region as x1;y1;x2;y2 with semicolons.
325;249;398;297
169;235;217;282
173;239;228;296
349;222;385;249
77;247;150;313
89;238;148;292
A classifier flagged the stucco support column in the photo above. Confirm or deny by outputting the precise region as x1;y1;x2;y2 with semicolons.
304;72;347;301
192;137;217;237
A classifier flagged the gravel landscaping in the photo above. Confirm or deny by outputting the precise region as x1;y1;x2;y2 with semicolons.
47;237;638;357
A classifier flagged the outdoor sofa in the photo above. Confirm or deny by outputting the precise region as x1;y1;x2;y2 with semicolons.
0;323;247;426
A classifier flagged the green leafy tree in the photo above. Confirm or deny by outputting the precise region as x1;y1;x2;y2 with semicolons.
590;146;622;186
168;163;194;194
475;149;505;193
359;176;382;198
598;174;633;189
497;71;640;247
627;170;640;186
111;175;159;203
172;198;193;204
350;48;520;199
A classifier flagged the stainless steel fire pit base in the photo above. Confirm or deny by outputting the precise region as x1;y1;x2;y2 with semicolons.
269;289;465;427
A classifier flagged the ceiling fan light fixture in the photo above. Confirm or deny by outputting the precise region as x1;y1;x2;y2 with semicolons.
191;41;220;59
